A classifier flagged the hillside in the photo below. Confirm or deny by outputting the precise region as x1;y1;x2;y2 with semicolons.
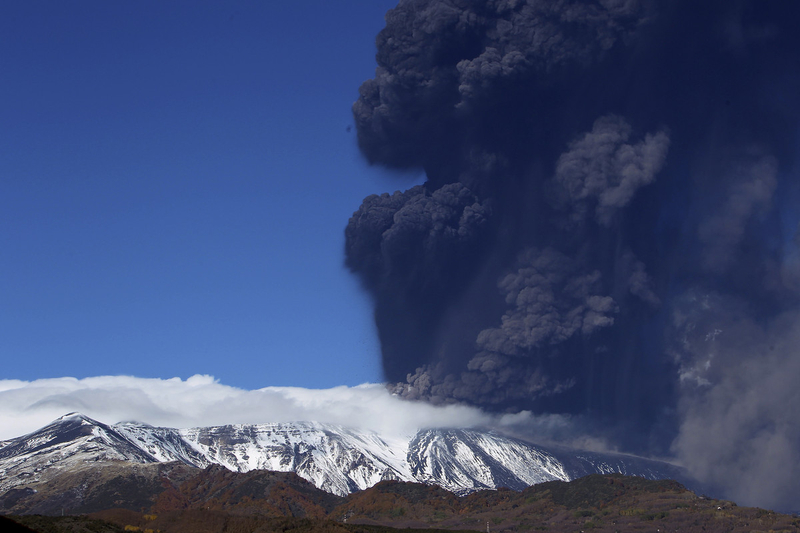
4;474;800;533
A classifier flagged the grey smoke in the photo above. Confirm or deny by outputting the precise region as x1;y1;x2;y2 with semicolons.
553;115;670;226
475;248;617;355
670;295;800;510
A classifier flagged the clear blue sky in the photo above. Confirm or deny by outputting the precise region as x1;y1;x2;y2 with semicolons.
0;1;412;389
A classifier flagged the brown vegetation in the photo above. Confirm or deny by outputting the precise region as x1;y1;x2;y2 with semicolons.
4;472;800;533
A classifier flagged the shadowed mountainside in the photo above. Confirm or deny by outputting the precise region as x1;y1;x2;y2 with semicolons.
4;473;800;533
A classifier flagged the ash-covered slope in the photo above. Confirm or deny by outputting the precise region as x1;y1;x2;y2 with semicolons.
0;414;686;500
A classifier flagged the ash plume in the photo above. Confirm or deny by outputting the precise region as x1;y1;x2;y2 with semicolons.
345;0;800;509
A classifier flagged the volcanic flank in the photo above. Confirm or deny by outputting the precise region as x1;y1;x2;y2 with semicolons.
345;0;800;511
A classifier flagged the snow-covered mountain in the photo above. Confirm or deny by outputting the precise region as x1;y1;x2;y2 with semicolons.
0;413;686;498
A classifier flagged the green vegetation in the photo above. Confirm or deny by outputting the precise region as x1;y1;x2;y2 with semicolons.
618;507;646;516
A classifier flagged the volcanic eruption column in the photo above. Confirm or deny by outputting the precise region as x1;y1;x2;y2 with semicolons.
345;0;800;509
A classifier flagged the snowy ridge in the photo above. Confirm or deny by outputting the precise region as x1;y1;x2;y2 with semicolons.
175;422;412;496
408;429;571;494
0;413;156;492
113;423;209;466
0;414;686;498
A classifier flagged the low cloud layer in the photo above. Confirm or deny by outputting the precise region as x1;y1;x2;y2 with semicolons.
0;374;547;441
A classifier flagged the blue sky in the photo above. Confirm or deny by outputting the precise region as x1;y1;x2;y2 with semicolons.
0;1;412;389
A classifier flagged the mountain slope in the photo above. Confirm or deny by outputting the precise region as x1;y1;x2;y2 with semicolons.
0;413;158;497
0;414;687;502
7;474;792;533
174;422;412;496
408;429;569;493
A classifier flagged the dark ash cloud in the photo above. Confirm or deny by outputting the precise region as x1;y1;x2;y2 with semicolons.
697;155;778;274
345;0;800;510
352;0;650;183
476;248;617;355
345;183;492;378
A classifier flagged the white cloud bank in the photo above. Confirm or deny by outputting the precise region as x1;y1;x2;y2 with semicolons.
0;374;554;441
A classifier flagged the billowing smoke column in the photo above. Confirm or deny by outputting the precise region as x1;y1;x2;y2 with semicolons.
345;0;800;509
